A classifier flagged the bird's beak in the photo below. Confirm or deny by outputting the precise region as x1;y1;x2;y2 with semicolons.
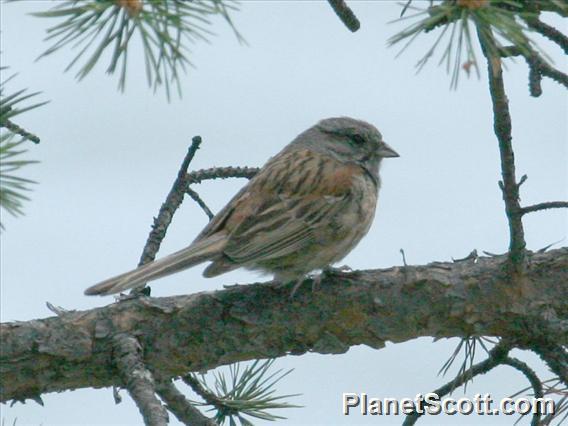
377;142;399;158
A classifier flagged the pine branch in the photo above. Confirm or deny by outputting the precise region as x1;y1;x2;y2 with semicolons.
186;187;214;220
502;357;543;426
1;119;40;144
137;136;202;269
522;201;568;215
523;16;568;55
403;341;512;425
476;22;526;274
326;0;360;32
155;379;216;426
389;1;545;89
0;72;46;228
33;0;243;99
113;333;169;426
185;166;259;185
184;361;299;424
2;248;566;403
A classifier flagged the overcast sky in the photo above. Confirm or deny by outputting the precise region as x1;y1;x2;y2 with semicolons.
1;1;566;425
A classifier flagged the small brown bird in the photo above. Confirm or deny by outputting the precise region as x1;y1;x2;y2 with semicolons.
85;117;398;296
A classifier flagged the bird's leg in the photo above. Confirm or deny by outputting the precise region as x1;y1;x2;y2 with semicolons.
289;278;306;299
311;265;353;291
325;264;353;274
115;285;150;301
286;265;354;298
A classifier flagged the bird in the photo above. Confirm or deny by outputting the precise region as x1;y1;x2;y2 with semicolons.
84;117;399;296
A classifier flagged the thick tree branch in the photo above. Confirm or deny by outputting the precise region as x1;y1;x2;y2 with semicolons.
1;248;566;403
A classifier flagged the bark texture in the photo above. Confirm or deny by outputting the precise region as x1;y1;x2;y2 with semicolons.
2;248;567;403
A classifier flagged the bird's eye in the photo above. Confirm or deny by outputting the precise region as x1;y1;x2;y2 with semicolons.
351;135;365;145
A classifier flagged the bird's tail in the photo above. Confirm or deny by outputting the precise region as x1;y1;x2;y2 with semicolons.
84;234;227;296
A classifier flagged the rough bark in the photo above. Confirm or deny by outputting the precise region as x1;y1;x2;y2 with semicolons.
1;248;567;403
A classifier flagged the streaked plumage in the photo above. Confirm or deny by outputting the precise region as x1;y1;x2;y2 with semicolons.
84;117;398;296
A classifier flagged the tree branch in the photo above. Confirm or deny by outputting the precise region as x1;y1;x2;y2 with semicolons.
1;118;41;144
522;201;568;215
186;188;214;220
113;333;169;426
138;136;202;268
155;378;216;426
403;341;512;425
502;357;543;426
523;16;568;55
326;0;360;32
497;39;568;97
2;248;566;403
185;166;259;185
525;52;568;96
476;24;526;273
183;374;235;417
529;342;568;386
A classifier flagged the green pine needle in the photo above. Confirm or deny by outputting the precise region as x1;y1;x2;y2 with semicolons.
33;0;243;100
389;0;547;89
0;134;38;229
187;359;302;425
0;70;43;229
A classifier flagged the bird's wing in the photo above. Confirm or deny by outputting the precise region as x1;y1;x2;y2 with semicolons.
196;148;361;265
195;147;358;239
224;192;349;264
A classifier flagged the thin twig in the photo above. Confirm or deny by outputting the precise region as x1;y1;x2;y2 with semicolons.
113;334;169;426
522;201;568;215
476;24;526;274
185;165;261;220
528;56;543;97
403;341;512;425
138;136;202;268
186;188;214;220
155;378;216;426
326;0;360;32
525;52;568;95
498;43;568;96
1;119;40;144
399;248;407;266
183;374;237;416
524;17;568;55
185;166;259;185
532;59;568;90
532;345;568;386
498;46;522;58
502;357;543;426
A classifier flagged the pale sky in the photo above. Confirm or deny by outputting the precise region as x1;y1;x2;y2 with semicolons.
1;1;566;425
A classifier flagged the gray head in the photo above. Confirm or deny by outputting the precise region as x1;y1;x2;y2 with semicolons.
291;117;399;177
